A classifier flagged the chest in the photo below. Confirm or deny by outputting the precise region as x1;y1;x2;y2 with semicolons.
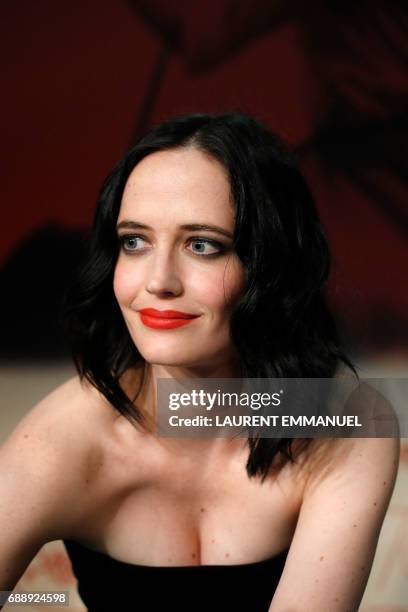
77;431;304;566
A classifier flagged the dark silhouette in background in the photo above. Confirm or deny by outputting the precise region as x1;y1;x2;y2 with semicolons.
1;0;407;358
0;227;87;359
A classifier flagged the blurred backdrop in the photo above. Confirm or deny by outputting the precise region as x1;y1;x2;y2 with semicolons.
1;1;407;610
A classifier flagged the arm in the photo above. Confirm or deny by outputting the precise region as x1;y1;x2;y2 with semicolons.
269;435;400;611
0;383;93;592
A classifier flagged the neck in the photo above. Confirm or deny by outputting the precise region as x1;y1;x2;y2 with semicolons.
149;357;243;380
134;357;244;456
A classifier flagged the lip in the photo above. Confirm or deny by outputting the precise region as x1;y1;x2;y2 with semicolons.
139;308;198;319
138;308;200;330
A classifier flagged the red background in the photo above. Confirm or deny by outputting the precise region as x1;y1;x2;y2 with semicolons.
1;0;407;355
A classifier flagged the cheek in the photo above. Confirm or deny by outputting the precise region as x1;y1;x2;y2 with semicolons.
192;257;246;315
225;257;247;303
113;261;137;305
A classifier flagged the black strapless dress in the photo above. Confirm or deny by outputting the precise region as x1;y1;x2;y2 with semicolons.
64;539;288;611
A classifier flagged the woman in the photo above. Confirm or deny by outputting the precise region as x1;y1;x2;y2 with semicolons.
0;113;399;611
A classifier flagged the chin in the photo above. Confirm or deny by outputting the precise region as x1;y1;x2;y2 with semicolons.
133;339;222;370
132;341;199;368
128;326;232;370
136;345;234;375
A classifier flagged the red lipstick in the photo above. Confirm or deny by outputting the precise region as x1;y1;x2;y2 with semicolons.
139;308;199;330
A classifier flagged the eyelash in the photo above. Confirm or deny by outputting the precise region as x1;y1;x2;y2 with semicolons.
118;234;226;257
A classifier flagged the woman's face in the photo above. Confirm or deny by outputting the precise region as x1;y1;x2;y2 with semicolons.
113;147;246;371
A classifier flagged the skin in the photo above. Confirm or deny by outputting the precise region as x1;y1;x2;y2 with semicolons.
0;147;400;612
114;147;247;429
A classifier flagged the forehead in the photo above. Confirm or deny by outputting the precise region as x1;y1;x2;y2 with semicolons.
119;148;234;226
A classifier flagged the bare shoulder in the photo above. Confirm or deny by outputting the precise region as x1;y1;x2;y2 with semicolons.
303;436;399;495
2;374;117;458
269;437;400;610
0;374;123;589
0;375;118;537
299;376;400;493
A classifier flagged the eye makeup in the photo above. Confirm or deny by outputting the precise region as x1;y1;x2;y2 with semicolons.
117;234;228;258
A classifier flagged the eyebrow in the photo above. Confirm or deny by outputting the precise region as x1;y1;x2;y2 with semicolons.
116;220;233;239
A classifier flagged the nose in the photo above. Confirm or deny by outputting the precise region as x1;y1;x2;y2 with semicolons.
145;248;183;297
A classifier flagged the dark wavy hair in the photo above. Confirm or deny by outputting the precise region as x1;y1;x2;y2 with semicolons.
63;112;356;480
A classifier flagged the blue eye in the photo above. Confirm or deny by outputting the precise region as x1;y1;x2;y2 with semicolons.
189;238;224;256
118;234;226;257
119;235;147;252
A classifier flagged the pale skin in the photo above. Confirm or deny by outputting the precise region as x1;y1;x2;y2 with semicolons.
0;148;400;611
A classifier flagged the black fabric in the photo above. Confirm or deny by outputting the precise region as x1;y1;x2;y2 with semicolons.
64;539;288;611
